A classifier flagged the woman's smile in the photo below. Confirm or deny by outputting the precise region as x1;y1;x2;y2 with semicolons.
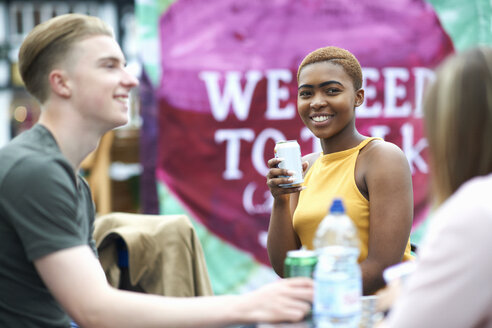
311;113;335;123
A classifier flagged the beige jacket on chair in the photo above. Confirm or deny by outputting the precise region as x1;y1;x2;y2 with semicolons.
93;212;213;297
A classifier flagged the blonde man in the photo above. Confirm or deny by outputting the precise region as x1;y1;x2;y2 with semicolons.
0;14;312;327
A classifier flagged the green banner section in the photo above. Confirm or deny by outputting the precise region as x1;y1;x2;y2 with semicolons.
135;0;177;85
427;0;492;50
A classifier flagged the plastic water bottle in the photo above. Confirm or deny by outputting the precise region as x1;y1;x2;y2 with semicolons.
313;198;362;328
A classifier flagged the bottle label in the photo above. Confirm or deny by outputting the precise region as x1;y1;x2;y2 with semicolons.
314;273;361;318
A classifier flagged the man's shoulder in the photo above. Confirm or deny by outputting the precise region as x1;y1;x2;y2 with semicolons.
1;125;66;171
0;128;74;194
0;143;52;178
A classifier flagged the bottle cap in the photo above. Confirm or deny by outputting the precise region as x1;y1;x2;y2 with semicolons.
330;198;345;214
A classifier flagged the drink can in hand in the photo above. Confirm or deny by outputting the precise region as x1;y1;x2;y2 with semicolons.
284;249;318;278
274;140;304;188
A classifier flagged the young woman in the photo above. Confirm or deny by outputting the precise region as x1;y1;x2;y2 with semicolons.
266;46;414;295
382;47;492;327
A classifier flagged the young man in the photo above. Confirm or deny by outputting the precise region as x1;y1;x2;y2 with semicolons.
0;14;313;327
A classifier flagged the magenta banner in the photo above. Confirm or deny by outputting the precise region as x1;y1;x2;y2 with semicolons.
156;0;454;265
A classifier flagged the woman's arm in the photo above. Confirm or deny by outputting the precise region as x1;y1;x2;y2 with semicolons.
357;141;414;295
267;193;301;277
266;158;304;277
266;153;318;277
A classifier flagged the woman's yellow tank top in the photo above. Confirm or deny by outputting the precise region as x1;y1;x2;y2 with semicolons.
293;137;413;262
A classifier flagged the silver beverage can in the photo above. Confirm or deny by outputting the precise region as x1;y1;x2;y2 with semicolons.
274;140;304;188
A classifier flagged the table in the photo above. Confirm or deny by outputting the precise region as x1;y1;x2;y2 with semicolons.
238;296;384;328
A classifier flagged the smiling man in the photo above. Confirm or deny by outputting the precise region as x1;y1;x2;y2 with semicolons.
0;13;313;328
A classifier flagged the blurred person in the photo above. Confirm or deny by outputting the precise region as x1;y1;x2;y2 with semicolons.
0;13;313;328
266;46;414;295
380;46;492;327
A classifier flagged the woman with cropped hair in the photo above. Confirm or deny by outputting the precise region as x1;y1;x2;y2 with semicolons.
266;46;414;295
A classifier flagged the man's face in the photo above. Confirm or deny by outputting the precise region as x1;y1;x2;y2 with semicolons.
64;35;139;132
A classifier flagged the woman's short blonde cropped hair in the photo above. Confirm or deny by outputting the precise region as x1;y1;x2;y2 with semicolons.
424;47;492;206
18;13;113;103
297;46;363;90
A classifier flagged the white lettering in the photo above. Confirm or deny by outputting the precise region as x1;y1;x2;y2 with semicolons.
383;68;411;117
413;67;435;118
215;128;255;179
368;125;391;139
199;70;262;121
258;231;268;248
300;127;322;154
401;123;428;174
243;182;273;215
251;128;286;176
265;69;295;120
358;68;382;118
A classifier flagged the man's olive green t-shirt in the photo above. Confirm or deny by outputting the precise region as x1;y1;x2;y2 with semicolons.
0;124;96;327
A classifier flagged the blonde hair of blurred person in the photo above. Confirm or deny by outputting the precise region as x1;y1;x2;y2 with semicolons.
424;47;492;206
382;47;492;328
0;13;313;328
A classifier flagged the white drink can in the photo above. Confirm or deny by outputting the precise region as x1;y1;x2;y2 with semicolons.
274;140;304;188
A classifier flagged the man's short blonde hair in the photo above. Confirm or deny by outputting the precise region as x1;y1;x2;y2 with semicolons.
297;46;363;90
18;13;113;103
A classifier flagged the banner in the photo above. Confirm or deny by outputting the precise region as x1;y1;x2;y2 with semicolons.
154;0;454;266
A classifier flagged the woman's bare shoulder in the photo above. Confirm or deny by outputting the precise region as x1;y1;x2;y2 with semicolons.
359;139;410;177
361;139;406;161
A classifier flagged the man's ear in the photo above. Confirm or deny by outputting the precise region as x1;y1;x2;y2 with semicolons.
49;69;71;98
355;88;364;107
